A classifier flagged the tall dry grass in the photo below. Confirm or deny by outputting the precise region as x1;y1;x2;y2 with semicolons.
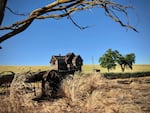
0;72;150;113
61;73;102;101
0;64;150;73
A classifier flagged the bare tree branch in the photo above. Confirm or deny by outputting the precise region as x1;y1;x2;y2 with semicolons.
101;3;138;32
0;0;7;25
0;0;138;44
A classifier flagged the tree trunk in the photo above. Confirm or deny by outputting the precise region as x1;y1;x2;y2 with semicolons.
120;64;125;72
0;0;7;26
107;68;109;72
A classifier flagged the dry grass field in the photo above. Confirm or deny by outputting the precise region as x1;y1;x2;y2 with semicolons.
0;64;150;73
0;65;50;73
0;65;150;113
82;64;150;73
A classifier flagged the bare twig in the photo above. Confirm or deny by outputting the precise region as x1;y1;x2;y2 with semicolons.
68;14;88;30
6;7;28;16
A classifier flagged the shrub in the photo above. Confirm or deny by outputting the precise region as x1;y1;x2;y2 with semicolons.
102;72;150;79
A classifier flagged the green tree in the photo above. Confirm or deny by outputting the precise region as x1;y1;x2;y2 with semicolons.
115;52;135;72
116;54;126;72
99;49;116;72
124;53;135;70
99;49;136;72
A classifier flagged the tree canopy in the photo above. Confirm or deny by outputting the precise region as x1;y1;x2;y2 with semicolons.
99;49;135;72
0;0;137;45
99;49;116;72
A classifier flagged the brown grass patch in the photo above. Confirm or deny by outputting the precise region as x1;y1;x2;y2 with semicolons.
0;72;150;113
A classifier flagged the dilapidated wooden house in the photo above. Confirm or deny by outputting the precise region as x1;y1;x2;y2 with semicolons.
49;52;83;73
50;55;67;71
72;55;83;71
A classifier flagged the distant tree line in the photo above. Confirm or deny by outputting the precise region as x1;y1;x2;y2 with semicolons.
99;49;135;72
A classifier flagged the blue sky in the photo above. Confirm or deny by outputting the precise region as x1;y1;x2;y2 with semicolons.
0;0;150;65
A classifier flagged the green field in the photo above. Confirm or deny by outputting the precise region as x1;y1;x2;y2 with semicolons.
0;64;150;74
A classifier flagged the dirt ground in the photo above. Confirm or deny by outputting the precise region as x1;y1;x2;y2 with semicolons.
0;73;150;113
